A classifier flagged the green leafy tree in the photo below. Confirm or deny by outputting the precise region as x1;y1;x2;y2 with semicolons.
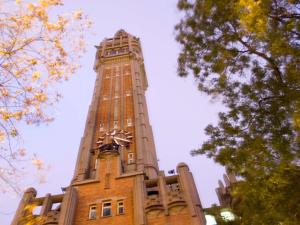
175;0;300;224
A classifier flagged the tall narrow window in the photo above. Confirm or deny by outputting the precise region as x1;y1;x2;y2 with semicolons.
114;99;119;121
99;123;105;132
88;205;97;220
104;173;110;189
127;118;132;127
125;91;132;97
117;201;125;215
113;121;118;129
94;158;98;170
128;153;134;164
102;201;112;217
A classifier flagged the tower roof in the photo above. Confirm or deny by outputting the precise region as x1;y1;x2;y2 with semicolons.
114;29;129;38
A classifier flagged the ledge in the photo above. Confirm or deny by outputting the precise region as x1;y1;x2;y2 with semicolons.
167;200;187;209
72;179;100;186
145;204;164;213
116;171;144;179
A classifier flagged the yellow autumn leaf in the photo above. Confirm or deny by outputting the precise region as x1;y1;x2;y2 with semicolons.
14;70;21;77
32;71;41;80
45;22;60;30
39;0;49;7
34;92;47;102
27;3;35;11
2;113;11;121
30;59;37;65
237;0;267;37
0;131;5;142
10;129;18;137
32;158;44;170
73;10;82;19
39;0;61;7
13;111;23;120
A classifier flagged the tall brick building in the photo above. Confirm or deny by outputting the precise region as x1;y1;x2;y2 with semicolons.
11;30;206;225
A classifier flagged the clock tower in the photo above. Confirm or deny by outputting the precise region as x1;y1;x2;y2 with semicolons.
11;30;206;225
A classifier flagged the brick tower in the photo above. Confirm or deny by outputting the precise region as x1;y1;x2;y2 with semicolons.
11;30;206;225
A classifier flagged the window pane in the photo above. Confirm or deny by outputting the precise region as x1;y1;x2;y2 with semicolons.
117;201;124;215
89;205;97;220
102;202;112;217
118;207;124;214
103;202;111;207
103;208;111;216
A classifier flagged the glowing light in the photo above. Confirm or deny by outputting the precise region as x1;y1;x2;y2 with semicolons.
220;209;235;221
205;214;217;225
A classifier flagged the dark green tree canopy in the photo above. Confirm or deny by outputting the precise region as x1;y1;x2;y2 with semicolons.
176;0;300;224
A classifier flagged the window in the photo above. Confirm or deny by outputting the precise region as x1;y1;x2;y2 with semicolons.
94;158;98;170
32;205;42;215
167;183;180;192
102;202;112;217
117;201;125;215
99;123;105;132
128;153;134;164
51;203;60;210
104;173;110;189
89;205;97;220
125;91;132;97
127;118;132;127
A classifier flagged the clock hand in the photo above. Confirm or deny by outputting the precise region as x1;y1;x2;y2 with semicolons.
113;138;120;145
114;137;131;142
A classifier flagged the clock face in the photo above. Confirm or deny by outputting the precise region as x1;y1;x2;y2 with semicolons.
96;129;133;150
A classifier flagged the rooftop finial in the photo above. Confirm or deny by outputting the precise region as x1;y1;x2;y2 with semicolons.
114;29;128;37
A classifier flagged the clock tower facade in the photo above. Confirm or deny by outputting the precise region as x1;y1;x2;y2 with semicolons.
11;30;206;225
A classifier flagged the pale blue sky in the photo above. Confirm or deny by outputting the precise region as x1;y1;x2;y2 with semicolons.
1;1;224;223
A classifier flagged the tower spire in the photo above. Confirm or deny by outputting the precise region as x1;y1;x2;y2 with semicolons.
73;30;158;183
11;31;206;225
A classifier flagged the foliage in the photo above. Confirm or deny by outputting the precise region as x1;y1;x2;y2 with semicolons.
176;0;300;224
0;0;91;193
